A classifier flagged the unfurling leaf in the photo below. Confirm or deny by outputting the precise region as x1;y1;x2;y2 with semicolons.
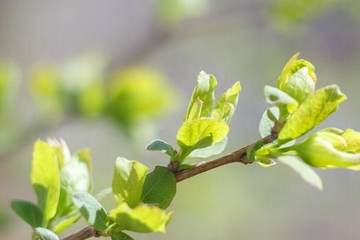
184;71;217;122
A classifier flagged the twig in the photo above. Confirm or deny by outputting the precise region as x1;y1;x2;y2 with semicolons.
175;135;276;182
62;226;100;240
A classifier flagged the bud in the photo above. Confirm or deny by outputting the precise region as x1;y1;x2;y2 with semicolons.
293;128;360;170
277;53;317;103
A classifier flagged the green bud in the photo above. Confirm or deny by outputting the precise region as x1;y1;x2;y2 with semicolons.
293;128;360;170
277;53;317;103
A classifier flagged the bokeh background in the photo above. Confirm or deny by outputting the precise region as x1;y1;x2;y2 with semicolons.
1;0;360;239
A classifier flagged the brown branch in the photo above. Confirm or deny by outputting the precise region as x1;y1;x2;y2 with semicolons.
175;134;276;182
62;226;101;240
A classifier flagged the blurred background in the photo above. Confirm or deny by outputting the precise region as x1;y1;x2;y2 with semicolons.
1;0;360;239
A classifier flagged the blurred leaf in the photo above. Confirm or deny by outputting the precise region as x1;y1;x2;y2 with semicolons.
146;139;176;158
31;141;60;226
270;0;333;32
176;119;229;160
34;227;59;240
112;157;148;208
11;200;43;228
109;203;172;233
30;64;64;117
0;62;19;114
0;209;9;230
107;67;176;132
276;155;323;190
78;81;106;117
184;71;217;122
73;192;109;231
212;81;241;123
142;166;176;209
278;85;347;143
156;0;209;27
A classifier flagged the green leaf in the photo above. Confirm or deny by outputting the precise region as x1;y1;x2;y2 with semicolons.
146;139;176;158
259;107;279;138
109;203;173;233
212;81;241;123
188;137;227;159
33;228;59;240
276;155;323;190
73;192;109;231
176;119;229;160
31;141;60;226
141;166;176;209
278;85;347;143
11;200;43;228
111;231;134;240
184;71;217;122
112;157;148;208
341;129;360;153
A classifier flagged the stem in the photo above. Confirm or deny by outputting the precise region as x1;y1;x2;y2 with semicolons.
175;135;276;182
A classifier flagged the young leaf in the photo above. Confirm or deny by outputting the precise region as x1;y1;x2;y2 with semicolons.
146;139;176;158
73;192;109;231
278;85;347;143
263;86;298;113
212;81;241;123
34;228;59;240
57;148;93;218
31;140;60;226
184;71;217;122
109;203;173;233
112;157;148;208
11;200;43;228
276;155;323;190
176;119;229;160
142;166;176;209
111;231;134;240
53;214;80;233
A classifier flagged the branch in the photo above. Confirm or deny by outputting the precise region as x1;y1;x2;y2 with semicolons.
175;134;276;182
62;226;101;240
